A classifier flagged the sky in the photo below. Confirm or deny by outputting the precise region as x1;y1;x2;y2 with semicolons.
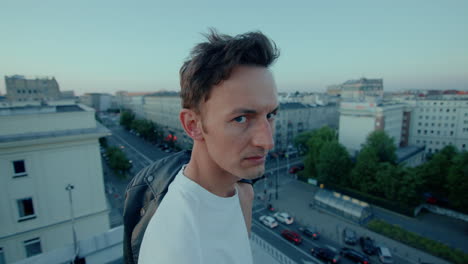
1;0;467;96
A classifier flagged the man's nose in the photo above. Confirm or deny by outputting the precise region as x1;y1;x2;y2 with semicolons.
252;118;274;151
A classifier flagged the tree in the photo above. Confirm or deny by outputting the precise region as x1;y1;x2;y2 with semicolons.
120;110;135;130
303;126;337;179
447;151;468;211
397;167;425;206
362;130;397;164
293;131;314;154
316;141;352;186
375;163;403;200
420;145;457;196
350;147;380;193
106;146;132;178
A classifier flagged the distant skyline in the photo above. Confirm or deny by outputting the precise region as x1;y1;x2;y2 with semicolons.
1;0;467;96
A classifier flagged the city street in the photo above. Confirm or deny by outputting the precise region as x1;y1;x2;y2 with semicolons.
100;119;460;264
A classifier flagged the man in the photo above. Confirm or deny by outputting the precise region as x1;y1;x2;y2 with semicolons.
138;30;280;263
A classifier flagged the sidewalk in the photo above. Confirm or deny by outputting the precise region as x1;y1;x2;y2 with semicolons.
266;179;451;264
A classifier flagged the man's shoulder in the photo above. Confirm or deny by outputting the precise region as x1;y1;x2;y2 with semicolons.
127;150;191;193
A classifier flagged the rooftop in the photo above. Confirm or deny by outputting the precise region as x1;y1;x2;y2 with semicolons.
0;105;84;116
396;145;425;163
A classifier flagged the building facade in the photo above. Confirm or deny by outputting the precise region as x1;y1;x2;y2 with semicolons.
407;99;468;154
79;93;113;112
0;104;110;263
339;102;405;155
5;75;61;102
339;78;383;101
143;92;192;148
274;103;339;151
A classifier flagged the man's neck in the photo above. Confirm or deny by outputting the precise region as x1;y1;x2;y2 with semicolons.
184;144;238;197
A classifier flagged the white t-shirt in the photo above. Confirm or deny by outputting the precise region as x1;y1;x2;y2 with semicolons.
138;166;254;264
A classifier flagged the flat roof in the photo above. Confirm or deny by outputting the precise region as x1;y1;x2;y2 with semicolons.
0;123;110;144
0;104;85;116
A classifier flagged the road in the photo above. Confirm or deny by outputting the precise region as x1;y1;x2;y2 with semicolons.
99;117;455;264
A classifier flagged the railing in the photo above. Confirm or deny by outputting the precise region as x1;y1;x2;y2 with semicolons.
250;232;297;264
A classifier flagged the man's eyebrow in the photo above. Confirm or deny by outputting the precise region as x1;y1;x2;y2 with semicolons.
230;106;280;115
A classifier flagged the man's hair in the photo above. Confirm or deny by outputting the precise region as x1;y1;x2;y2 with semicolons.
180;29;280;112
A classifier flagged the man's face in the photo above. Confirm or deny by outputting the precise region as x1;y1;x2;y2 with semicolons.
198;66;278;180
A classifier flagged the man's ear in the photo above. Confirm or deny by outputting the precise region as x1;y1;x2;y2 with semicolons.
180;109;204;141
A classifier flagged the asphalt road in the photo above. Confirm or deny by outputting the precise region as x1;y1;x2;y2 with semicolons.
99;118;462;263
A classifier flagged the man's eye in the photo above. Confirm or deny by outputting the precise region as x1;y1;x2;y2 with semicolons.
267;112;277;120
233;116;247;123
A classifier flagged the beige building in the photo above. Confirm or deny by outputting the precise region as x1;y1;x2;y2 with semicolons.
339;101;405;156
79;93;113;112
341;78;383;101
407;99;468;154
143;92;191;148
5;75;61;102
0;104;110;263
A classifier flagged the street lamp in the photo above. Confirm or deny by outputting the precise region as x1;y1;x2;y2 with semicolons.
275;155;279;200
65;184;79;260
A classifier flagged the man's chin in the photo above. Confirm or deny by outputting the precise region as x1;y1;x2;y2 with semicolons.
240;168;265;180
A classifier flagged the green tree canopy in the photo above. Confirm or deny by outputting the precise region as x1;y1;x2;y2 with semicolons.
362;130;397;164
419;145;458;195
303;126;337;179
120;110;135;130
447;151;468;211
351;147;379;193
316;141;352;186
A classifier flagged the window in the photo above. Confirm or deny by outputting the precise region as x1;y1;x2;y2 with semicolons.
17;198;36;221
0;247;5;264
24;238;42;257
12;160;27;177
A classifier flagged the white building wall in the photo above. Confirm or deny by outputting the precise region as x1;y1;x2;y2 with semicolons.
382;106;404;146
339;115;375;154
408;99;468;153
0;106;109;263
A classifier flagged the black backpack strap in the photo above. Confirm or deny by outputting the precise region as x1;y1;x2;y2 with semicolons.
123;150;191;264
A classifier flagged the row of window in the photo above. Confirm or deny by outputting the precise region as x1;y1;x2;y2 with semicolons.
418;115;457;120
0;238;42;262
16;89;39;94
417;129;455;136
419;108;456;113
417;122;455;128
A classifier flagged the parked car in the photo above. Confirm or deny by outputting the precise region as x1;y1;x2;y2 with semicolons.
298;226;320;240
273;212;294;225
310;246;340;263
259;215;278;229
288;164;304;174
377;246;394;264
343;228;358;245
281;230;302;245
360;236;376;255
340;247;370;264
423;192;449;207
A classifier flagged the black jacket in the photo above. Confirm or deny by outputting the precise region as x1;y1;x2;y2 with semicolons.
123;150;191;264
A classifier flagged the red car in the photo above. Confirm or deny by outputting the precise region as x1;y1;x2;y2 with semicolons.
281;230;302;245
289;165;304;174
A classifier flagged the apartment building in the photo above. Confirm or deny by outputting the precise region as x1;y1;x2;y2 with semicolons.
407;99;468;153
143;92;191;148
0;104;110;263
5;75;61;102
275;103;339;151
